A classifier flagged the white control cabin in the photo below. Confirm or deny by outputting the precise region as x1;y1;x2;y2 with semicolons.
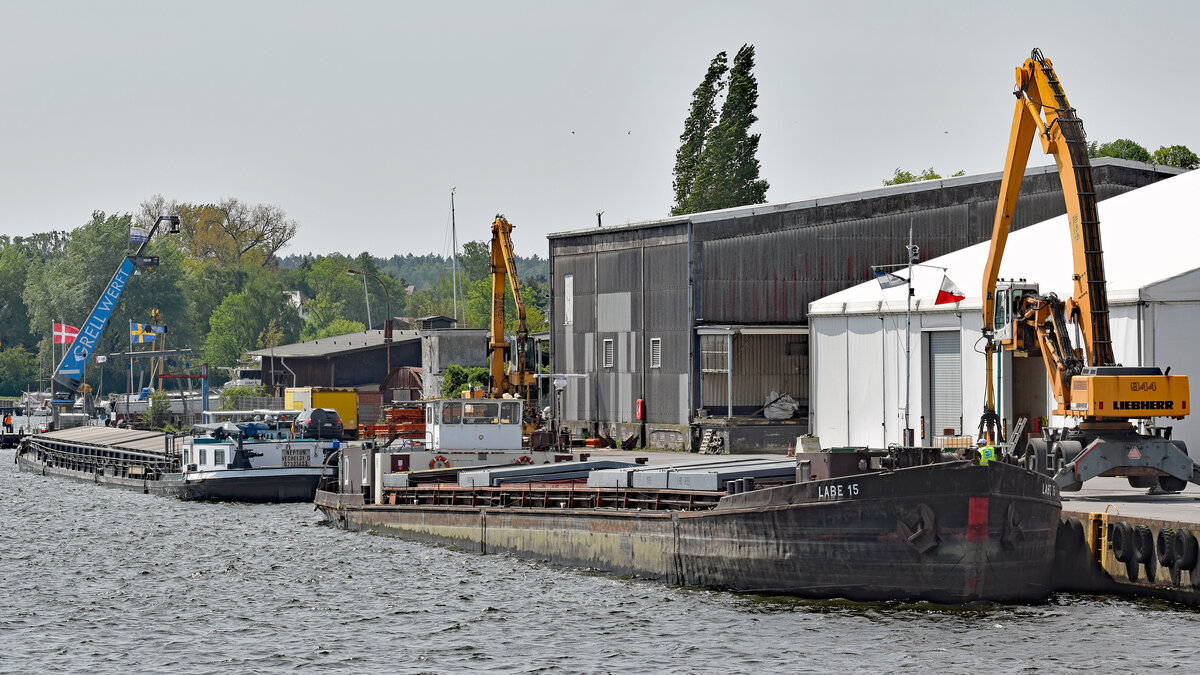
425;399;523;452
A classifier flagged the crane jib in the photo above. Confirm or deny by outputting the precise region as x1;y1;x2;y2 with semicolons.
53;257;134;386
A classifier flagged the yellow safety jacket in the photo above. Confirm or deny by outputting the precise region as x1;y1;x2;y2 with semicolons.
979;445;996;466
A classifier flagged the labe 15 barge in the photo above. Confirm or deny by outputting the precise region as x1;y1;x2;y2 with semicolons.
316;401;1062;604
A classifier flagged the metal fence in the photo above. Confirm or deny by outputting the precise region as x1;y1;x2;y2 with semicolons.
235;396;285;410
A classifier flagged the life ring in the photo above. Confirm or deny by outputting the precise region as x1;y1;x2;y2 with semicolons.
429;455;450;469
516;455;533;465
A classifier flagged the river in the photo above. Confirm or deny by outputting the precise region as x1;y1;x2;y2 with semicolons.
2;447;1198;674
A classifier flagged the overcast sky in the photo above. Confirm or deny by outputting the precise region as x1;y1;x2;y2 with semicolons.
2;1;1196;258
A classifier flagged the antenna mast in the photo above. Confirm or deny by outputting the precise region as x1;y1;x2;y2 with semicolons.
450;188;460;326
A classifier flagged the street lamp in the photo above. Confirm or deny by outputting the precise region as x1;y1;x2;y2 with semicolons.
346;269;393;394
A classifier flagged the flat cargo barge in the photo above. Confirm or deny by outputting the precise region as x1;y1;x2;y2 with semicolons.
16;425;333;503
316;450;1062;604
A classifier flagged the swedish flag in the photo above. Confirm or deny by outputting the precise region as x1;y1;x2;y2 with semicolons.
130;322;158;344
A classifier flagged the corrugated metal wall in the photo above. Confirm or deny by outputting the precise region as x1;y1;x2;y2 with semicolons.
698;165;1160;324
549;161;1176;434
550;228;691;428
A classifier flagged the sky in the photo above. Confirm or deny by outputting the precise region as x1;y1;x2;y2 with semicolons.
1;1;1197;258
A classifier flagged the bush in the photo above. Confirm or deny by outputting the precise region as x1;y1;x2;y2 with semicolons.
141;390;171;430
440;364;488;398
219;383;267;410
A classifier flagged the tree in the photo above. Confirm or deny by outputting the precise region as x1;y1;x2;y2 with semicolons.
300;292;366;341
213;198;299;266
143;196;299;267
1153;145;1200;170
312;318;367;340
203;271;300;367
883;167;965;185
682;44;770;214
462;276;548;334
219;383;267;410
671;51;727;216
440;364;488;398
458;240;491;283
0;243;33;351
141;389;171;430
1088;139;1151;163
0;346;37;396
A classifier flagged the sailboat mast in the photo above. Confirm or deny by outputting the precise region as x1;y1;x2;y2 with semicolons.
450;188;460;325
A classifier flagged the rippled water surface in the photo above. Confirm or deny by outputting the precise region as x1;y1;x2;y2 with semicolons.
3;448;1199;674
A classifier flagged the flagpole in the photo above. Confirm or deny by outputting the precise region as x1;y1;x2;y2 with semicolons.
127;322;133;424
905;224;914;446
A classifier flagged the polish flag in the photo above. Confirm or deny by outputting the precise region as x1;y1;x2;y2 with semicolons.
53;322;80;344
934;275;966;305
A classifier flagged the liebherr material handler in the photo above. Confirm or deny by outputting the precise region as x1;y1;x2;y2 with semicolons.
980;49;1197;492
486;215;536;402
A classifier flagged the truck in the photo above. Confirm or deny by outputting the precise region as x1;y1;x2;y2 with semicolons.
285;387;359;439
979;49;1196;492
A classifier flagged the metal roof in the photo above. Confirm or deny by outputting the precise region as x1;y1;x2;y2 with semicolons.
547;158;1183;240
248;329;422;359
34;426;173;455
810;167;1200;316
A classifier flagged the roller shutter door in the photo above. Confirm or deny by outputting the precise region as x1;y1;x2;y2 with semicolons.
929;331;961;437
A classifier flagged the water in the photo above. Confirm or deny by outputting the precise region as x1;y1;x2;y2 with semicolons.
3;447;1198;674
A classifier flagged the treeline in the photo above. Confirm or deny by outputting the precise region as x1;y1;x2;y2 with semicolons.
278;251;550;291
0;198;550;396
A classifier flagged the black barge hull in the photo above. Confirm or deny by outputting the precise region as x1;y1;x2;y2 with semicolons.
316;460;1061;603
159;473;322;503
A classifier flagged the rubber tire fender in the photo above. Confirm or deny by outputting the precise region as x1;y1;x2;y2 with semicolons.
1134;524;1155;564
1175;528;1199;570
1156;528;1176;567
1111;521;1134;563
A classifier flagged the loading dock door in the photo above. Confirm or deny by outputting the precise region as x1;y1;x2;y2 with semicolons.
929;331;961;437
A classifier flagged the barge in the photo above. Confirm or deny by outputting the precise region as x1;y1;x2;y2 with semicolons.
317;402;1063;603
16;419;337;503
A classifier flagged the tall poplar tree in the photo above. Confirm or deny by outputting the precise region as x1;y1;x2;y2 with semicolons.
671;45;769;215
670;51;727;216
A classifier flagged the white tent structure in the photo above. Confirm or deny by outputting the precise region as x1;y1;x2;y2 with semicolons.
809;168;1200;449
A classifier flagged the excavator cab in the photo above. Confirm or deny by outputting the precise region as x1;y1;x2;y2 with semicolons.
993;280;1039;344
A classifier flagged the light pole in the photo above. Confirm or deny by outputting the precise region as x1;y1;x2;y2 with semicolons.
347;269;392;393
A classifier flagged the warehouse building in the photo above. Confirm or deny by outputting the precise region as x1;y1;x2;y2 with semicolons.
251;328;487;400
808;167;1200;451
547;159;1181;452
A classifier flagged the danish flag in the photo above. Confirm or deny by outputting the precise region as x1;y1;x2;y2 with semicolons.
53;322;79;345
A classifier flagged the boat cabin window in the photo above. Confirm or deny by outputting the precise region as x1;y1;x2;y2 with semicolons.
214;449;226;467
500;401;521;425
426;405;433;425
199;449;208;466
442;402;462;424
462;402;498;424
184;449;191;464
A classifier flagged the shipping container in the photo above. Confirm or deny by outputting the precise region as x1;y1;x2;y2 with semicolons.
285;387;360;439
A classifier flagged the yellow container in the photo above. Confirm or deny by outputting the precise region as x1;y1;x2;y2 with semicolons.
285;387;360;437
